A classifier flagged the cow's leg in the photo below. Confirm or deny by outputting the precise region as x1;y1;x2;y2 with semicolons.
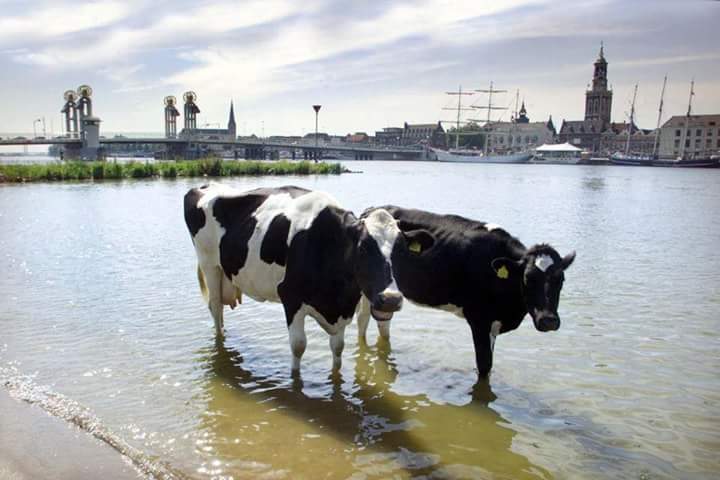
202;264;225;336
356;295;371;340
287;309;307;372
376;320;391;341
468;319;493;379
329;324;346;370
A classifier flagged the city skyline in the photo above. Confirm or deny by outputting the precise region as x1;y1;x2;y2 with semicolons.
0;0;718;137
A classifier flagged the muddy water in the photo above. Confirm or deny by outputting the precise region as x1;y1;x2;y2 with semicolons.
1;162;718;479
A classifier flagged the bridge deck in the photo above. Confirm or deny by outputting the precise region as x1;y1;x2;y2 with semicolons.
1;137;423;155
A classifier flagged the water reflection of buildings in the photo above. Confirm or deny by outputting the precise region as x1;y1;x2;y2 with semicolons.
195;338;547;479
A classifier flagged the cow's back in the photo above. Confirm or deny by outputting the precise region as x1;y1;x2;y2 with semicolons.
366;205;525;313
185;184;346;303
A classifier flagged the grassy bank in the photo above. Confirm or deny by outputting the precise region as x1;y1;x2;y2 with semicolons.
0;159;345;183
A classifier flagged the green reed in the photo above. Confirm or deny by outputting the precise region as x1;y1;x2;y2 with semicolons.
0;159;345;183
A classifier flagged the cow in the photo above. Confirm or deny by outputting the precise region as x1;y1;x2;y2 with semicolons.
183;184;431;372
356;206;575;379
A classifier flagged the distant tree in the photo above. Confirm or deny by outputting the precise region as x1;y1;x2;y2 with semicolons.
445;122;486;149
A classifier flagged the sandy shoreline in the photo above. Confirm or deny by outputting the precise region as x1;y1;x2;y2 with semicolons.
0;389;141;480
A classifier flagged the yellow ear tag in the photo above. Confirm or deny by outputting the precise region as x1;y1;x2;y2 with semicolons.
497;265;509;280
409;241;422;253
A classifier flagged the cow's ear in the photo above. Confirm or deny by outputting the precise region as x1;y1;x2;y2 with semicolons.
491;257;523;280
344;213;363;242
403;229;435;254
560;251;576;270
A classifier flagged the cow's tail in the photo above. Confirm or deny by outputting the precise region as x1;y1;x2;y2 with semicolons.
197;264;209;303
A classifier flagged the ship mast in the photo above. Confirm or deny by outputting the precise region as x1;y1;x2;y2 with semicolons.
652;76;667;157
472;82;507;155
443;85;474;149
625;83;638;155
679;79;695;160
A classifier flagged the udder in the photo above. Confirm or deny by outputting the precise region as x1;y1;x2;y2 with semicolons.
222;276;242;309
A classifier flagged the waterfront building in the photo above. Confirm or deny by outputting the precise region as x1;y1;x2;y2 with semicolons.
484;103;554;151
558;45;658;155
268;135;302;144
658;114;720;158
402;122;445;147
546;115;557;136
558;45;613;152
346;132;370;143
485;122;555;151
179;101;237;142
303;132;331;144
515;102;530;123
584;44;613;127
375;127;404;145
599;122;656;154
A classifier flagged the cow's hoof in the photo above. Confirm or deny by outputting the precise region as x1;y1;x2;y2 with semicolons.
471;379;497;403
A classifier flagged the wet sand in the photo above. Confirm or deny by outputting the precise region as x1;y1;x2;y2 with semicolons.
0;390;140;480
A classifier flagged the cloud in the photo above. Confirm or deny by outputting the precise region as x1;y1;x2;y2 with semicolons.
0;0;718;134
165;0;550;96
614;53;720;68
0;1;131;43
7;0;300;68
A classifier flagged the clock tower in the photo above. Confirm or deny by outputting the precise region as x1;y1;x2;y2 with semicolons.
584;43;613;128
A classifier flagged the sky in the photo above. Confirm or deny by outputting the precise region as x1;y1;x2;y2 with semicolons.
0;0;718;137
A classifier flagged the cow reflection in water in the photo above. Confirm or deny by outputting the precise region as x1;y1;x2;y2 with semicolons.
198;338;550;479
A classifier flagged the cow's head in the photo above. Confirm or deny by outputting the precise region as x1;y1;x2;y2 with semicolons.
351;209;433;321
492;245;575;332
351;208;405;321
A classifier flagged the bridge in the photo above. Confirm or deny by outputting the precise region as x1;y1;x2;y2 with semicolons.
0;136;427;161
1;85;430;161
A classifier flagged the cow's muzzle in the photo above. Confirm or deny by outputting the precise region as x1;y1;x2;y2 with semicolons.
533;311;560;332
370;290;403;321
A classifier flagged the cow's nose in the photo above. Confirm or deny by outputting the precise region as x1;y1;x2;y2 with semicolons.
538;313;560;332
376;290;403;313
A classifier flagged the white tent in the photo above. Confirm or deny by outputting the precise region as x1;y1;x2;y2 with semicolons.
535;142;583;152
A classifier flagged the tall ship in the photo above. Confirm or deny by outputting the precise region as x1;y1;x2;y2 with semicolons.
653;80;719;168
609;78;679;167
431;83;532;164
610;82;655;166
611;79;719;168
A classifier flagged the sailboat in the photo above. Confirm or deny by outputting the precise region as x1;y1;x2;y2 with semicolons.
652;80;719;168
610;83;655;166
431;83;532;164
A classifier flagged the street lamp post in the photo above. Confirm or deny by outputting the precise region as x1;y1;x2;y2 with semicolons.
313;105;321;161
33;119;40;139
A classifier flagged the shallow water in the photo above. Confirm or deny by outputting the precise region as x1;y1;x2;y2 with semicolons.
1;161;719;479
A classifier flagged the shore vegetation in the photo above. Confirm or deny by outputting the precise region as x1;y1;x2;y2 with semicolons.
0;159;345;183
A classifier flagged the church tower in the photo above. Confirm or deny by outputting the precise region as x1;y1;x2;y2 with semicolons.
227;100;237;140
516;100;529;123
584;43;612;128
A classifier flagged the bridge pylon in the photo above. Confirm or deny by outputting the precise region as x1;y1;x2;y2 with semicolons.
76;85;93;131
61;90;79;138
183;91;200;130
164;96;180;138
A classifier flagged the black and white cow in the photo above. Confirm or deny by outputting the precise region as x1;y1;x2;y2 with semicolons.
357;206;575;378
183;184;428;372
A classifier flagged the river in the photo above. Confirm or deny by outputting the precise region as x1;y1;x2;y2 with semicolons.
1;161;718;479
